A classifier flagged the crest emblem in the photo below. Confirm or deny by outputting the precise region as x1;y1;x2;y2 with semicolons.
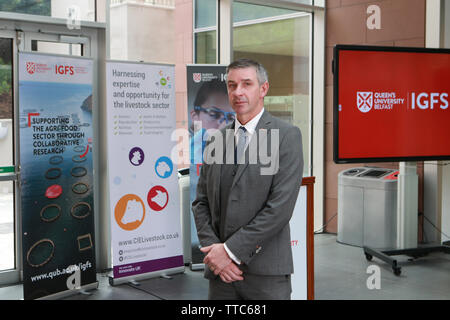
193;73;201;83
26;62;36;75
357;92;373;113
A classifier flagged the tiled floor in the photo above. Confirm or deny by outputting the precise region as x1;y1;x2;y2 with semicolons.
314;234;450;300
0;233;449;300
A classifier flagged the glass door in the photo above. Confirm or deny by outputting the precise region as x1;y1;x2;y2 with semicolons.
232;2;312;177
0;35;18;285
0;26;92;287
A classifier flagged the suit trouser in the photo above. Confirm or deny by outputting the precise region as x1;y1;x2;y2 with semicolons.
208;273;291;300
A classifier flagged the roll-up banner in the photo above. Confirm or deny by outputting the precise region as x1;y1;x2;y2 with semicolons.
19;52;97;300
186;65;232;269
106;61;183;285
290;186;307;300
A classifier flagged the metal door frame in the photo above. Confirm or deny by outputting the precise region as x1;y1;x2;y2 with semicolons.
0;28;20;286
0;16;106;286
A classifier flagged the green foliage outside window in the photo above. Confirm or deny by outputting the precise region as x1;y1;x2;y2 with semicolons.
0;0;51;16
0;58;11;96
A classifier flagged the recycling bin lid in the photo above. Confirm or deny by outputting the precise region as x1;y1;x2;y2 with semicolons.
358;169;392;178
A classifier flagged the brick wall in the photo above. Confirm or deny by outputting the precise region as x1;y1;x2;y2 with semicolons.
324;0;426;233
175;0;193;169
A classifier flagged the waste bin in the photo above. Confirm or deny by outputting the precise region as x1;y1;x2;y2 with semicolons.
337;167;399;249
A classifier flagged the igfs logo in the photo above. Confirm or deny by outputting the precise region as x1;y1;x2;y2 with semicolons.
410;92;448;110
357;92;373;113
56;65;75;75
26;62;36;75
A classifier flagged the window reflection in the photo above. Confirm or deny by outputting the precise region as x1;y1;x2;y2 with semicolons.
233;15;311;176
0;0;100;22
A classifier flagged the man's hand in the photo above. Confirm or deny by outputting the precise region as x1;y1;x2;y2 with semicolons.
219;262;244;283
201;243;244;283
201;243;230;275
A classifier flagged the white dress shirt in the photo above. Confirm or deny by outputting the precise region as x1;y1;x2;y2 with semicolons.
224;108;265;265
234;107;265;146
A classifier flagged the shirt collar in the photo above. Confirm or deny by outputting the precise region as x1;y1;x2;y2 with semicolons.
234;108;265;136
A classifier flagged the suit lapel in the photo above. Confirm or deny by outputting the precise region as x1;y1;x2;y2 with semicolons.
230;110;272;190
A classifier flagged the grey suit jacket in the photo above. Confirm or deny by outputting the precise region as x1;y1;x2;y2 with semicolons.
192;110;304;278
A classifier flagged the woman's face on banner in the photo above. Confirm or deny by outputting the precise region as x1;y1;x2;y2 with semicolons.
192;92;234;130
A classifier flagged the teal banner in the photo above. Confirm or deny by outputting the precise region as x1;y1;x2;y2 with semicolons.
19;52;97;299
186;65;232;268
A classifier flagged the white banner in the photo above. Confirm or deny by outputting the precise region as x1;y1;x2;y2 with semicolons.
105;61;183;279
19;52;92;84
290;185;308;300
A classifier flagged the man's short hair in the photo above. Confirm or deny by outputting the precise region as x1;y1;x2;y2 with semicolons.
226;58;269;85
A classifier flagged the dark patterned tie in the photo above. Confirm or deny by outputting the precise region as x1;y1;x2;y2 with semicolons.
235;126;247;164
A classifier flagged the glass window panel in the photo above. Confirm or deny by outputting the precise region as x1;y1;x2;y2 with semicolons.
233;1;298;23
0;181;14;272
195;0;216;29
0;0;98;22
314;0;325;7
32;40;83;56
445;1;450;48
0;0;51;16
0;38;14;273
0;39;13;167
233;15;311;176
110;1;176;64
195;31;217;64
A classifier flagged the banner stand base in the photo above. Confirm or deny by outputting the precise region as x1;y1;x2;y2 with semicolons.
108;266;185;286
36;281;99;300
189;263;205;271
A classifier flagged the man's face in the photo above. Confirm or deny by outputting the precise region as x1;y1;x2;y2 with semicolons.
226;67;269;124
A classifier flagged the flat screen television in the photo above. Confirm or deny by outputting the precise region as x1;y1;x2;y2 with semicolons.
333;45;450;164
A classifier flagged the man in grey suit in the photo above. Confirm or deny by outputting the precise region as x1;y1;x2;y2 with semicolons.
192;58;303;300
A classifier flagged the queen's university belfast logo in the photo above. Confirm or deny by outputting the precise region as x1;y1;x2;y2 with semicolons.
357;92;373;113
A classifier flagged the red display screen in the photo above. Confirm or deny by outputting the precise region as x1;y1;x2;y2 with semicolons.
333;45;450;163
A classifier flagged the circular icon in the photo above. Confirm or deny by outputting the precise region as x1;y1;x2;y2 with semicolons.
147;186;169;211
155;156;173;179
114;194;146;231
129;147;144;166
160;78;167;86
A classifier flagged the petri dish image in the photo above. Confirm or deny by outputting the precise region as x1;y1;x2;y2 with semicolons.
49;155;63;165
73;145;85;153
40;204;61;222
45;168;62;180
72;154;87;163
71;166;87;178
72;182;89;194
71;202;91;219
45;184;62;199
26;239;55;268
